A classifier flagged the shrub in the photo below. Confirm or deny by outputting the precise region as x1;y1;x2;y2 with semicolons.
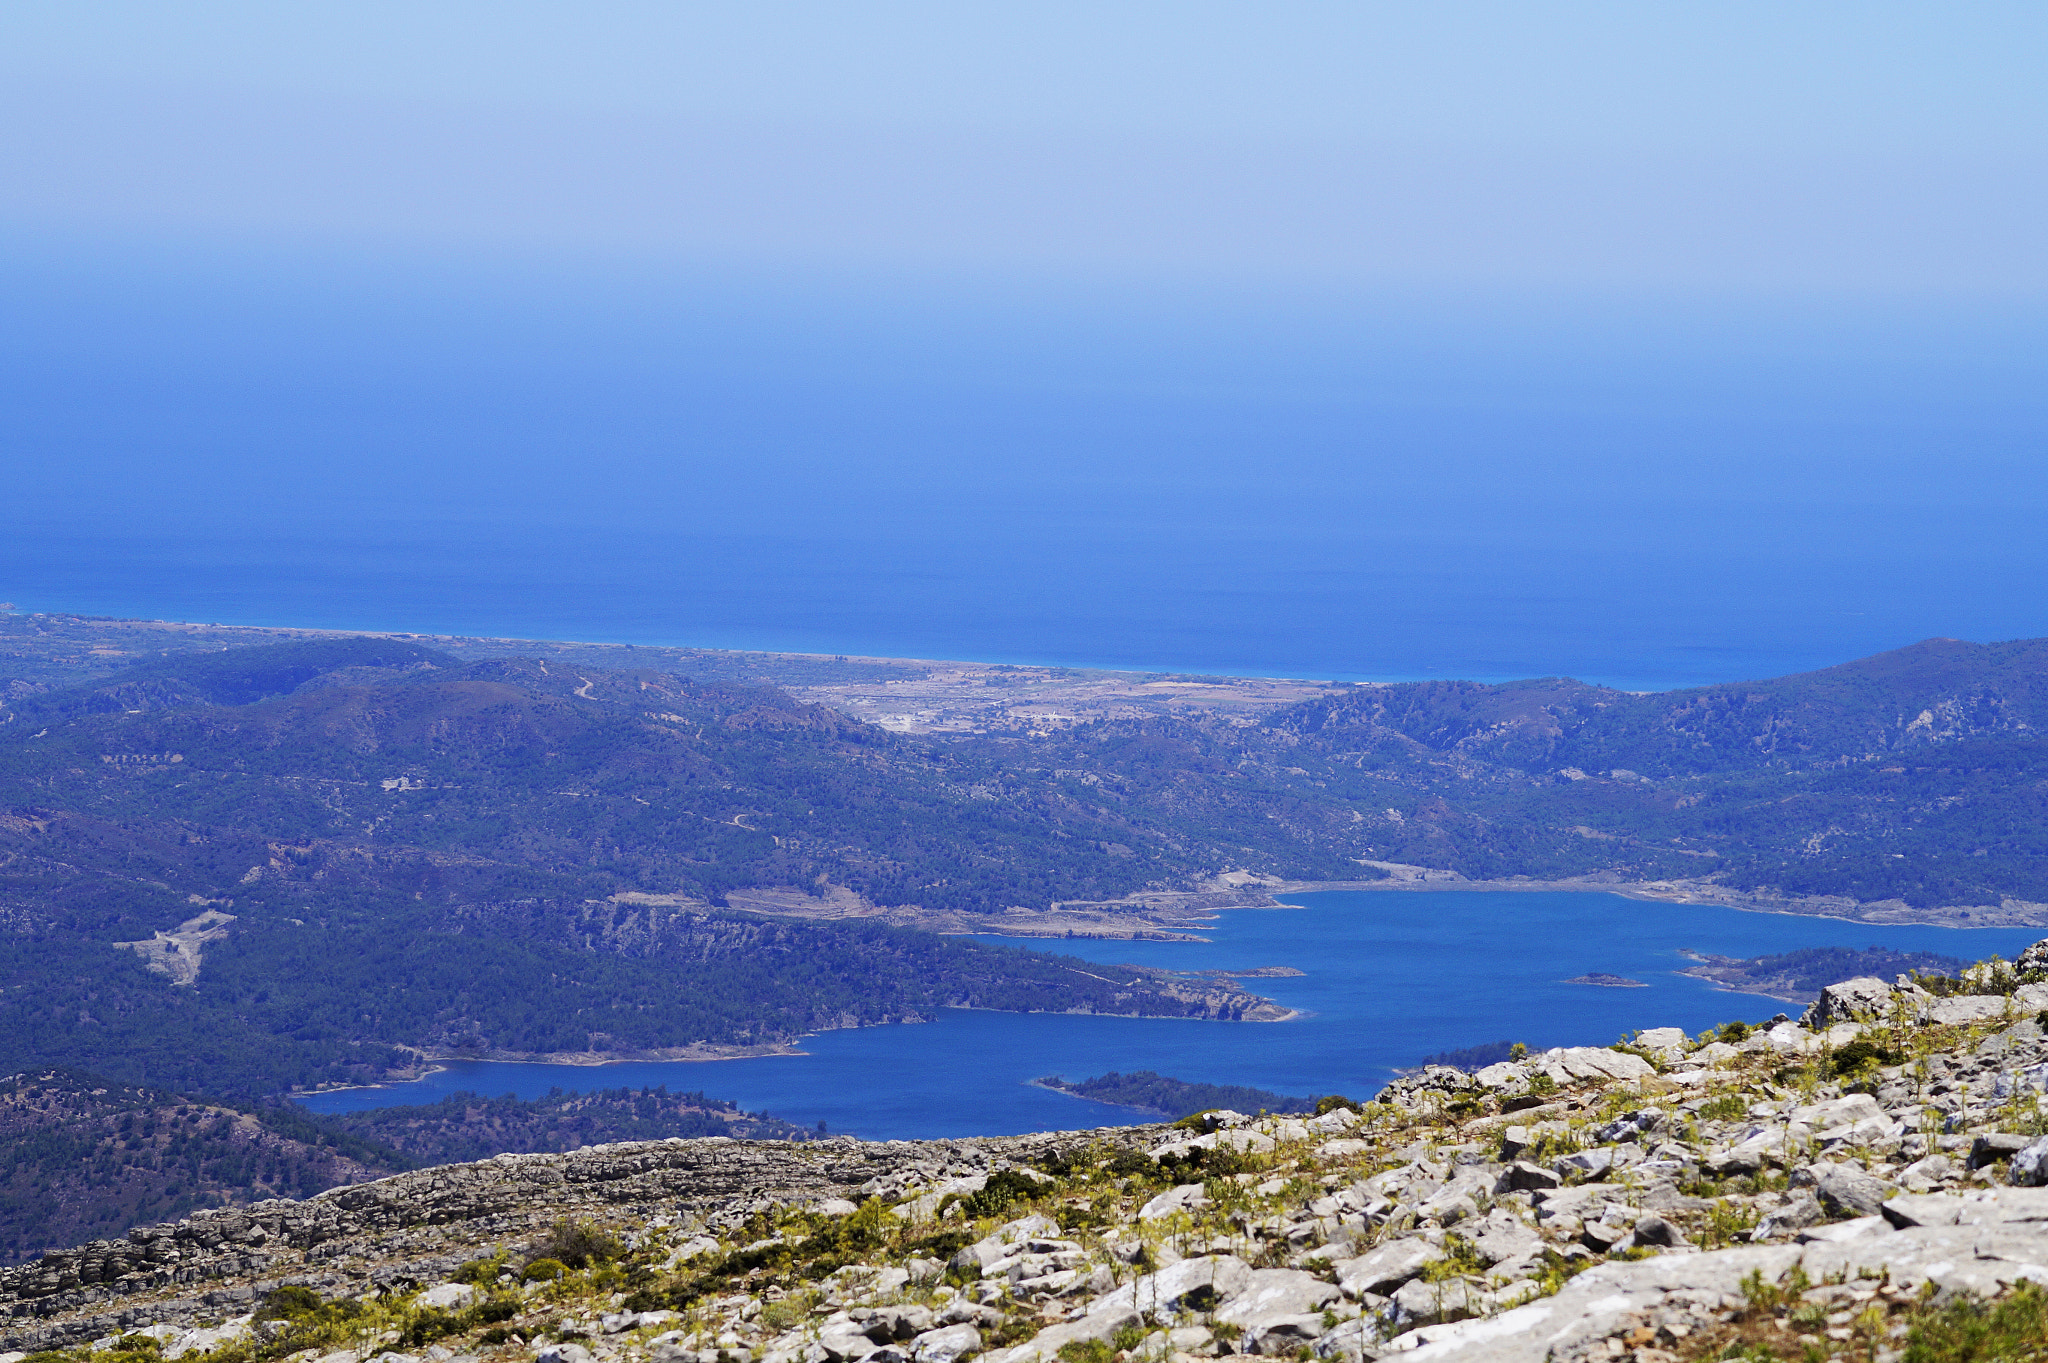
1829;1039;1900;1078
1718;1020;1750;1043
403;1310;465;1347
962;1169;1045;1219
1157;1144;1247;1181
254;1286;324;1322
1313;1095;1361;1116
1103;1149;1154;1178
530;1218;624;1271
523;1259;568;1283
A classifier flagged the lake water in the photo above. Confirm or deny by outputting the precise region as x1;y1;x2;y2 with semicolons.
297;889;2047;1139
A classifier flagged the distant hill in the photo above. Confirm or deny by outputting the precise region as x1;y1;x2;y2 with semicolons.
1269;637;2048;778
0;1071;827;1263
0;1070;393;1263
1008;636;2048;911
313;1085;814;1165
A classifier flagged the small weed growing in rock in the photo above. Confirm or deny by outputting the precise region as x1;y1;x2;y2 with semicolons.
1532;1249;1594;1298
1421;1235;1487;1282
1901;1280;2048;1363
1697;1201;1761;1250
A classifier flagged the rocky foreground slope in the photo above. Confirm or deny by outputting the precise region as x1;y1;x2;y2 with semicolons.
12;953;2048;1363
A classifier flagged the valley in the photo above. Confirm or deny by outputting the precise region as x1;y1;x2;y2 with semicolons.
11;612;2048;1253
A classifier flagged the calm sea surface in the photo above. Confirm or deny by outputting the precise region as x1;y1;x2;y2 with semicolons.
297;890;2045;1139
5;242;2047;691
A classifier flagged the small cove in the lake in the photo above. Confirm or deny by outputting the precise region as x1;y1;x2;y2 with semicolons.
298;890;2046;1140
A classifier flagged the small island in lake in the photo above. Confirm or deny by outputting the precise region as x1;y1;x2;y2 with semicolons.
1036;1070;1317;1119
1564;972;1648;987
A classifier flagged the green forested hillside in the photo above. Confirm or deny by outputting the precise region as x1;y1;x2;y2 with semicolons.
0;908;1257;1097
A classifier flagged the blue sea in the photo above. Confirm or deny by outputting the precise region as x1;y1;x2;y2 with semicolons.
297;889;2047;1139
4;239;2047;691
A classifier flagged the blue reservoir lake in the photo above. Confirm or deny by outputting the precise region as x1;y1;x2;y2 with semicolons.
298;890;2046;1140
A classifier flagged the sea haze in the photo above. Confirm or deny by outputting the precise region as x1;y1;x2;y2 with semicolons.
298;889;2046;1140
4;239;2047;690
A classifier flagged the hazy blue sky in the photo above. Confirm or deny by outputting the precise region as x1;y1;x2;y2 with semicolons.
6;3;2044;294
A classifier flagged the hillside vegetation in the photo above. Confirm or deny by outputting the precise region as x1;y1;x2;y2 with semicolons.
0;1072;829;1261
6;632;2048;1101
995;635;2048;909
0;1071;390;1262
0;639;1281;1097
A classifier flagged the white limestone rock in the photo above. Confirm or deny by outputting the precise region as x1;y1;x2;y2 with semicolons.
1138;1183;1210;1221
416;1283;476;1312
1333;1238;1444;1298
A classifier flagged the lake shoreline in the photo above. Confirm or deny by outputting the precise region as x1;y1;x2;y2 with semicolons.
1261;875;2048;932
296;890;2048;1137
1012;874;2048;939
